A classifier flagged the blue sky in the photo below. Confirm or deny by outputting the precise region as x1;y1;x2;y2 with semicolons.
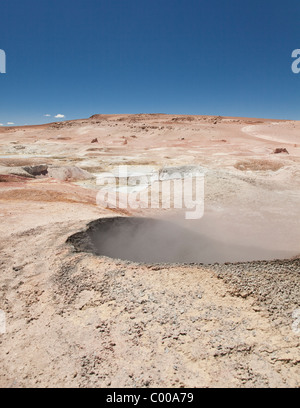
0;0;300;125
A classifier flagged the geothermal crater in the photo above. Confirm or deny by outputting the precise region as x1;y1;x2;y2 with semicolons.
67;216;293;264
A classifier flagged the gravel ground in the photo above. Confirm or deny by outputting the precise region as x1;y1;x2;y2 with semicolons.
210;258;300;328
0;115;299;387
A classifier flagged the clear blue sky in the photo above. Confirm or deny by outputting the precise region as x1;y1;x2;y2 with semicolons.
0;0;300;125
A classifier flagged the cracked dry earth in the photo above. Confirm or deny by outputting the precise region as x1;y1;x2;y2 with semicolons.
0;114;299;387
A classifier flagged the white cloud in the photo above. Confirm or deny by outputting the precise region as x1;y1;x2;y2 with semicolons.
0;123;3;126
7;122;14;125
54;114;65;118
44;114;51;117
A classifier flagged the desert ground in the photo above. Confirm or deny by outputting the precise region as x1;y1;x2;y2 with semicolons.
0;114;299;387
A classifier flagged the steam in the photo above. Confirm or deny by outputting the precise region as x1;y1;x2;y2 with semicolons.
82;213;299;264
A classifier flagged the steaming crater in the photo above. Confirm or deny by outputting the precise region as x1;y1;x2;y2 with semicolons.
67;217;295;264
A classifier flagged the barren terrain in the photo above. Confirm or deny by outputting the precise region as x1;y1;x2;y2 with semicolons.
0;114;299;387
